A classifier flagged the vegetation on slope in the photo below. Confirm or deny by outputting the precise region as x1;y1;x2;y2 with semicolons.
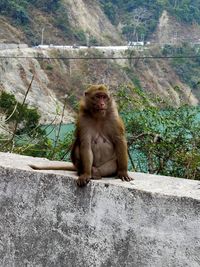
0;0;73;45
2;0;200;45
99;0;200;41
0;0;63;25
162;43;200;98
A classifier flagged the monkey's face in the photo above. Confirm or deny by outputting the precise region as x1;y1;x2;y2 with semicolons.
93;92;109;110
86;91;110;114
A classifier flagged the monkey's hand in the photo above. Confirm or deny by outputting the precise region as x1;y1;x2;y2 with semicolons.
77;174;91;187
117;171;133;182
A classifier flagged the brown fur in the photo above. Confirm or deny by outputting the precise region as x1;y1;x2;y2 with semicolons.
30;84;133;187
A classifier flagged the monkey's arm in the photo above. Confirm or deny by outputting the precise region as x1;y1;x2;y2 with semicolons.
113;121;133;182
115;138;133;181
77;138;93;187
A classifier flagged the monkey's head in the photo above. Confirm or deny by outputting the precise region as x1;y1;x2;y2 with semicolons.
84;85;112;115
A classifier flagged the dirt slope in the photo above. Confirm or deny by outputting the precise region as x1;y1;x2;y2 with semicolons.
63;0;122;44
152;10;200;45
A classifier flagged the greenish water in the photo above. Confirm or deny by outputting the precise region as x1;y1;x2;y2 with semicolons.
41;108;200;174
41;123;74;141
42;107;200;141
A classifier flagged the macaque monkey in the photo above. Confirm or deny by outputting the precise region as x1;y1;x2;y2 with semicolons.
30;84;133;187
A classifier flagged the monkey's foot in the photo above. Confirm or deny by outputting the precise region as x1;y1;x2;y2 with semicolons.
117;171;133;182
91;167;102;180
77;174;91;187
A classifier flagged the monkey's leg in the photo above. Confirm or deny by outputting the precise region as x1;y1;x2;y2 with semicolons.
92;158;117;179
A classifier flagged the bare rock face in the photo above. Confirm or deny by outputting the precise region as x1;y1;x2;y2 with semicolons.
0;44;199;126
0;152;200;266
65;0;122;45
0;48;73;124
152;10;200;45
0;18;26;44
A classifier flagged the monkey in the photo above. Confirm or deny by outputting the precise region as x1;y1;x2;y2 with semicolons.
30;84;133;187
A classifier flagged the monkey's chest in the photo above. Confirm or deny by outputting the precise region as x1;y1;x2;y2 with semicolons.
91;134;115;167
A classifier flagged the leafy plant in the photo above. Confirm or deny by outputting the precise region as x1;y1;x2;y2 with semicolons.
0;92;41;135
116;84;200;180
74;29;87;45
0;91;47;154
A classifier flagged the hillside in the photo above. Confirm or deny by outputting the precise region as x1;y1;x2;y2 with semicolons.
0;0;200;123
99;0;200;44
152;10;200;45
0;0;122;46
1;0;200;46
0;45;198;124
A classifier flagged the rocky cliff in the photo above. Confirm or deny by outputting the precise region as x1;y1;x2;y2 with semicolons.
0;1;200;122
0;45;199;123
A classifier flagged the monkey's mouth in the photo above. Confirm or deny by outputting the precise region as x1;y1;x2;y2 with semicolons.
95;107;107;111
97;108;107;111
94;105;107;112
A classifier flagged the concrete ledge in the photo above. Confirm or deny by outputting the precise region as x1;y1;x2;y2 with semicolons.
0;152;200;266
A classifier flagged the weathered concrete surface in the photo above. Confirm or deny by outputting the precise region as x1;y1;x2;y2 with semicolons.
0;152;199;267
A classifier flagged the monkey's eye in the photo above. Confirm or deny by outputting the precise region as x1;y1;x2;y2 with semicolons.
95;94;107;99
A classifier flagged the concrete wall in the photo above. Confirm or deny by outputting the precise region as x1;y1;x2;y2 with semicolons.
0;152;199;267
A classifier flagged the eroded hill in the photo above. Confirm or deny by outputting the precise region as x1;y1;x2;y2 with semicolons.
0;46;198;124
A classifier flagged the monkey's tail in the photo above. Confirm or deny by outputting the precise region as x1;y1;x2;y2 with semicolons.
29;162;76;171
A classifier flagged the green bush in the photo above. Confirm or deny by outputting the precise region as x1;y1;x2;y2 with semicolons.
0;0;29;25
54;6;72;37
116;85;200;180
123;67;142;89
46;64;53;71
100;1;118;24
0;91;17;110
0;92;41;134
74;29;87;45
27;0;60;12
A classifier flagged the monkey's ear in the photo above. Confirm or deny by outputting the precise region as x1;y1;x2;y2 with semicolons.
84;91;89;97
